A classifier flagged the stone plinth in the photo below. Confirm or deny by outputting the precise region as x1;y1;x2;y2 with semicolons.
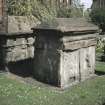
0;15;38;74
32;18;98;88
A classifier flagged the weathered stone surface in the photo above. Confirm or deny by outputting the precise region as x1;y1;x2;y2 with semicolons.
8;16;40;33
32;18;98;88
16;38;27;45
63;39;96;50
60;34;97;42
80;46;95;81
0;6;37;72
60;50;80;88
33;18;98;33
34;50;60;85
33;33;97;88
7;39;15;46
27;37;35;45
0;33;35;63
0;15;98;89
27;46;34;58
0;16;36;63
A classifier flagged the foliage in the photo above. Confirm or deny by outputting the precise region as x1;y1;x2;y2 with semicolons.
90;8;105;33
7;0;84;23
57;0;83;18
57;7;83;18
70;7;83;18
96;52;105;73
30;1;57;24
6;0;57;23
96;37;105;53
7;0;32;16
57;7;72;18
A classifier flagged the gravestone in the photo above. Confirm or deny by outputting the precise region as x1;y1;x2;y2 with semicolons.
32;18;98;88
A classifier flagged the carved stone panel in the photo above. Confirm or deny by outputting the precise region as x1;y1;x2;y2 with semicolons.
80;46;95;81
60;50;80;88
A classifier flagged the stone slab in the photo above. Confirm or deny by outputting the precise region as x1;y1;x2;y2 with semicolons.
60;50;80;88
80;46;95;81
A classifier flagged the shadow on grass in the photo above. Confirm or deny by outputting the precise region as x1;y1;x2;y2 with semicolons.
7;58;34;78
95;71;105;76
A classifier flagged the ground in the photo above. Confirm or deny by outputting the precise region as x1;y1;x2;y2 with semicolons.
0;53;105;105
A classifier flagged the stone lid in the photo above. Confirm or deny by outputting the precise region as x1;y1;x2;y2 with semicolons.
0;31;33;38
32;18;98;34
8;16;40;33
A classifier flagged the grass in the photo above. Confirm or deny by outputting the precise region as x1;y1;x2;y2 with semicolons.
96;52;105;74
0;74;105;105
0;53;105;105
96;61;105;73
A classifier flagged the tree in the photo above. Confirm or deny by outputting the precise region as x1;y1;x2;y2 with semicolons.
90;8;105;34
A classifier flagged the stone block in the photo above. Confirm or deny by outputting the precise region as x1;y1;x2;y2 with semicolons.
16;38;27;45
7;39;15;46
80;46;95;81
27;46;34;58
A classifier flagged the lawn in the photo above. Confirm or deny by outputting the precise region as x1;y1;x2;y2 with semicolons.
0;75;105;105
0;53;105;105
96;61;105;74
96;52;105;75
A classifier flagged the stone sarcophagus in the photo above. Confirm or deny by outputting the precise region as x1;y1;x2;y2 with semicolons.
0;32;35;75
32;18;98;88
0;15;36;74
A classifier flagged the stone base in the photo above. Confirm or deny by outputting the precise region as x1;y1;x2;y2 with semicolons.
34;46;96;88
32;19;97;88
